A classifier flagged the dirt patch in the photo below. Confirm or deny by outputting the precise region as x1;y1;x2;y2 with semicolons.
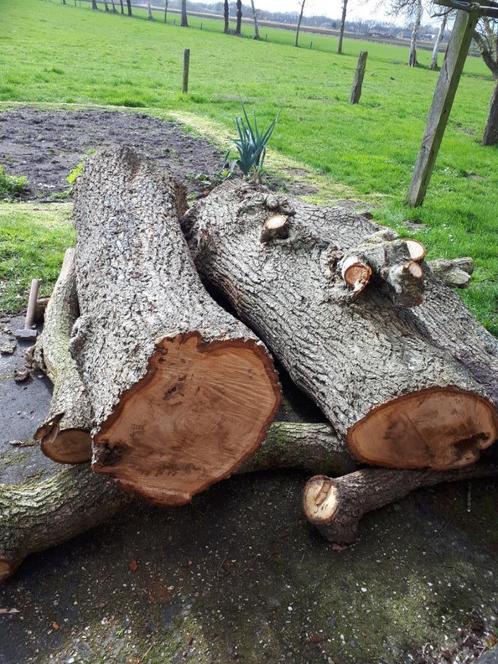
0;107;225;199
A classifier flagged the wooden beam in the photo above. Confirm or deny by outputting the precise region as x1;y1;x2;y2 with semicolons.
406;9;479;207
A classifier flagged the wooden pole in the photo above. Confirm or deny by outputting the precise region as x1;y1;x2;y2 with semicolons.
406;9;479;207
182;48;190;94
350;51;368;104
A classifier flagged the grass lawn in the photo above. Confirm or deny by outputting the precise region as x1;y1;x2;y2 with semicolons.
0;0;497;332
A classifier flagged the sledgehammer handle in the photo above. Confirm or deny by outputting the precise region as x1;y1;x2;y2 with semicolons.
25;279;41;329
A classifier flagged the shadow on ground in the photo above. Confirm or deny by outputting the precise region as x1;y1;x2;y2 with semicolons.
1;318;498;664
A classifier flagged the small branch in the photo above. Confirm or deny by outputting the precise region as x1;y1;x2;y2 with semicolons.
303;464;498;544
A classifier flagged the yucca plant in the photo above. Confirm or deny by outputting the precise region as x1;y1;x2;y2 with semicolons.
231;105;278;181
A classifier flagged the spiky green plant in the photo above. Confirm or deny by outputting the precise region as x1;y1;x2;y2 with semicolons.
0;166;28;199
232;105;278;179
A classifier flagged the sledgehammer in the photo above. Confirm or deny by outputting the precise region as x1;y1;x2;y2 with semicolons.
15;279;40;340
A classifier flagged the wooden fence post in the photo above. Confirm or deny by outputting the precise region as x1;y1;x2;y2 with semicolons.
406;9;479;207
182;48;190;94
350;51;368;104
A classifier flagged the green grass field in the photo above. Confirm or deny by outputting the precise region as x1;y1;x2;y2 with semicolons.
1;0;497;332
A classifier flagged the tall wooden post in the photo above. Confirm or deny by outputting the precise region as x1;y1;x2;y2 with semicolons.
406;9;479;207
182;48;190;94
350;51;368;104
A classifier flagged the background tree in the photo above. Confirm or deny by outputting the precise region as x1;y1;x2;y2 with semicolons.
103;0;109;12
119;0;124;14
430;11;449;70
147;0;153;20
250;0;260;40
110;0;117;12
181;0;188;27
91;0;97;9
126;0;132;15
337;0;348;54
295;0;306;47
164;0;168;22
223;0;229;33
474;18;498;145
235;0;243;35
390;0;424;66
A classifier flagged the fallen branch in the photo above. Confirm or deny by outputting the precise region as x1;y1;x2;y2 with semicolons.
0;421;354;581
303;464;498;544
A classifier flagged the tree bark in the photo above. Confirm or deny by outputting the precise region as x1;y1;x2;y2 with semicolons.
0;421;354;581
295;0;305;47
337;0;348;55
303;463;498;544
164;0;168;22
249;0;260;40
350;51;368;104
103;0;109;12
430;13;447;70
483;81;498;145
126;0;132;16
92;0;98;9
184;181;498;471
235;0;242;35
223;0;229;33
110;0;117;12
408;0;422;67
427;256;473;288
120;0;124;15
147;0;153;19
33;249;92;464
72;148;280;505
181;0;188;27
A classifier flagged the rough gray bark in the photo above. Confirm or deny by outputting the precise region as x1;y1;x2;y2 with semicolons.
223;0;229;32
427;256;473;288
126;0;132;15
337;0;348;55
0;421;354;581
184;181;498;470
430;13;448;70
303;463;498;544
235;0;242;35
72;148;280;505
350;51;368;104
33;248;93;464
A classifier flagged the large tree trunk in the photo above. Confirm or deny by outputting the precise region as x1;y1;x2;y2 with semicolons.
337;0;348;55
183;181;498;470
295;0;305;47
303;464;498;544
181;0;188;27
33;249;92;464
408;0;422;67
0;421;354;581
72;149;280;505
92;0;98;9
223;0;229;33
483;81;498;145
235;0;242;35
126;0;132;16
430;13;447;71
249;0;260;40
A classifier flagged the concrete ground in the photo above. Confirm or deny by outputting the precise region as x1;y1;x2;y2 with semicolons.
0;316;498;664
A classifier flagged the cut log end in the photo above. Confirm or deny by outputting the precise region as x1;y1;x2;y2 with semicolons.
302;475;338;524
92;332;280;505
347;387;498;470
37;419;92;465
260;214;289;243
405;239;426;262
341;256;373;295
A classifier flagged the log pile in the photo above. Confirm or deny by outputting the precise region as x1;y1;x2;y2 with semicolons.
1;147;497;580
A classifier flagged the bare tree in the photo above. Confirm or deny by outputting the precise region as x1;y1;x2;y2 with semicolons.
474;18;498;145
430;11;448;70
337;0;348;54
223;0;229;33
250;0;260;40
235;0;242;35
147;0;153;19
390;0;423;66
91;0;97;8
295;0;306;47
126;0;132;15
103;0;109;11
110;0;117;12
119;0;124;14
164;0;168;22
181;0;188;26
